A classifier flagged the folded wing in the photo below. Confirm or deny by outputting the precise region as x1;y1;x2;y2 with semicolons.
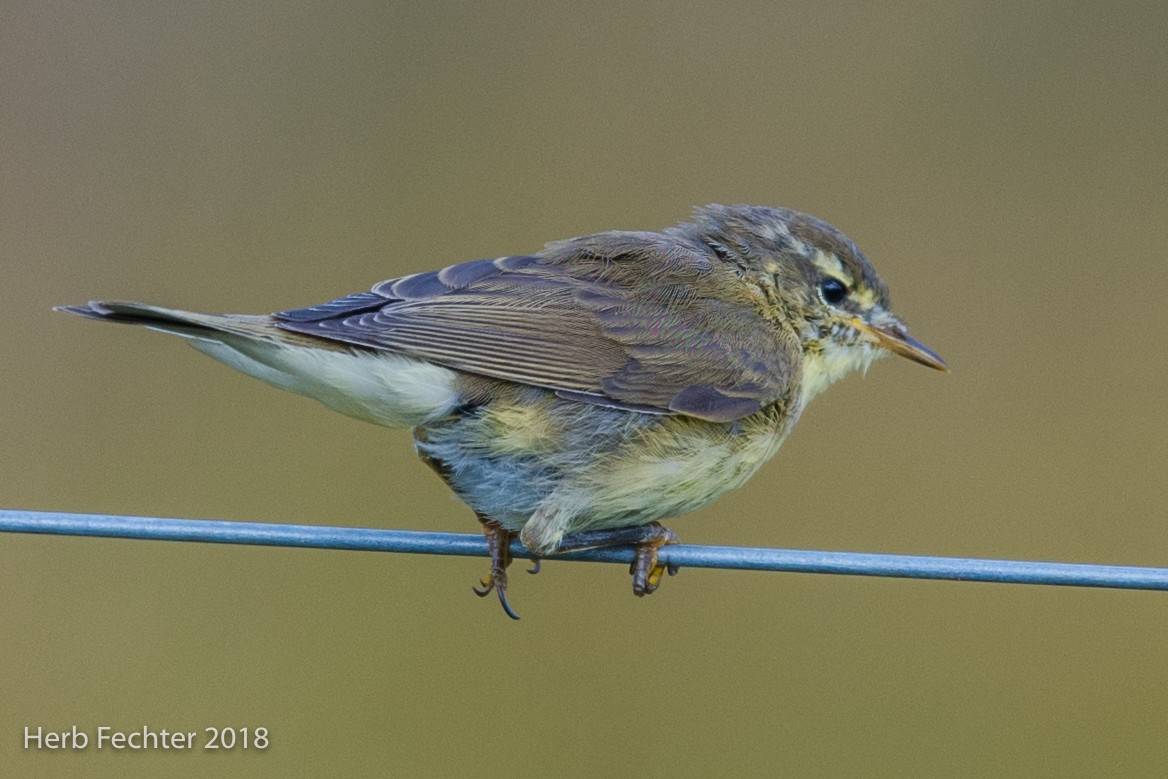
274;234;797;422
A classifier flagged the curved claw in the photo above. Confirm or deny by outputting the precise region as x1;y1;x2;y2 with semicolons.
496;586;521;620
471;574;520;618
527;558;541;575
472;518;522;619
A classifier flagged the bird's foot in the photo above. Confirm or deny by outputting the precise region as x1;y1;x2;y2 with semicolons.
630;524;681;596
556;522;680;597
471;519;520;620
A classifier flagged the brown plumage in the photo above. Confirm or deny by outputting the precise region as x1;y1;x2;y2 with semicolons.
58;204;946;618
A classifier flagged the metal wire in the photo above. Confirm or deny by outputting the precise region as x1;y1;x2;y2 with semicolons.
2;508;1167;591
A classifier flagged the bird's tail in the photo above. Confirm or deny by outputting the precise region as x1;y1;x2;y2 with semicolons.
54;301;286;342
55;300;460;428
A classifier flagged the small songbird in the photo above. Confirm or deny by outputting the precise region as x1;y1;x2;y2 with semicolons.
58;204;946;618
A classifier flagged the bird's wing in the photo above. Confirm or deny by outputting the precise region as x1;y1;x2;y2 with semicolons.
273;235;798;422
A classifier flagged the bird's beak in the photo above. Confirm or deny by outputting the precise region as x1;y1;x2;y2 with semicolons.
853;319;948;372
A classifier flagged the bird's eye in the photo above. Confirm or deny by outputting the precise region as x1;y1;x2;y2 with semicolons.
819;278;849;305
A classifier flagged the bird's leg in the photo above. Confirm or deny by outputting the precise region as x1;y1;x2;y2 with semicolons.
471;516;521;620
630;524;681;596
555;522;681;596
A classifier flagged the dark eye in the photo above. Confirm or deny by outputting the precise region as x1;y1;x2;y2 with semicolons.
819;278;849;305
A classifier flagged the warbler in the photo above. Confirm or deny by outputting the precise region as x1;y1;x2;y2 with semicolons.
58;204;946;618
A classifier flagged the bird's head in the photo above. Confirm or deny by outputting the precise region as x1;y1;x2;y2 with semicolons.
690;204;947;403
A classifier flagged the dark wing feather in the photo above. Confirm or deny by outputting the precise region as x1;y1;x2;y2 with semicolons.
274;233;798;422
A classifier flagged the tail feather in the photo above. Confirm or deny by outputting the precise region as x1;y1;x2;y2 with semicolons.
54;300;462;428
54;301;280;341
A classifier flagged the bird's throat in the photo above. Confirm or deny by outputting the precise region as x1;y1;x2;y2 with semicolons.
799;340;884;406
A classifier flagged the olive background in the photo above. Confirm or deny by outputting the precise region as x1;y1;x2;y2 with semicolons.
4;2;1168;776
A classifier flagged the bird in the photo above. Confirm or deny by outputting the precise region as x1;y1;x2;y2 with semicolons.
57;204;946;618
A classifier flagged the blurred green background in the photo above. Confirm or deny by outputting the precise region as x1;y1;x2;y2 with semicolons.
4;1;1168;776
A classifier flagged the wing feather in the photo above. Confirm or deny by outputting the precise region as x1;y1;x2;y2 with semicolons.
274;236;798;422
